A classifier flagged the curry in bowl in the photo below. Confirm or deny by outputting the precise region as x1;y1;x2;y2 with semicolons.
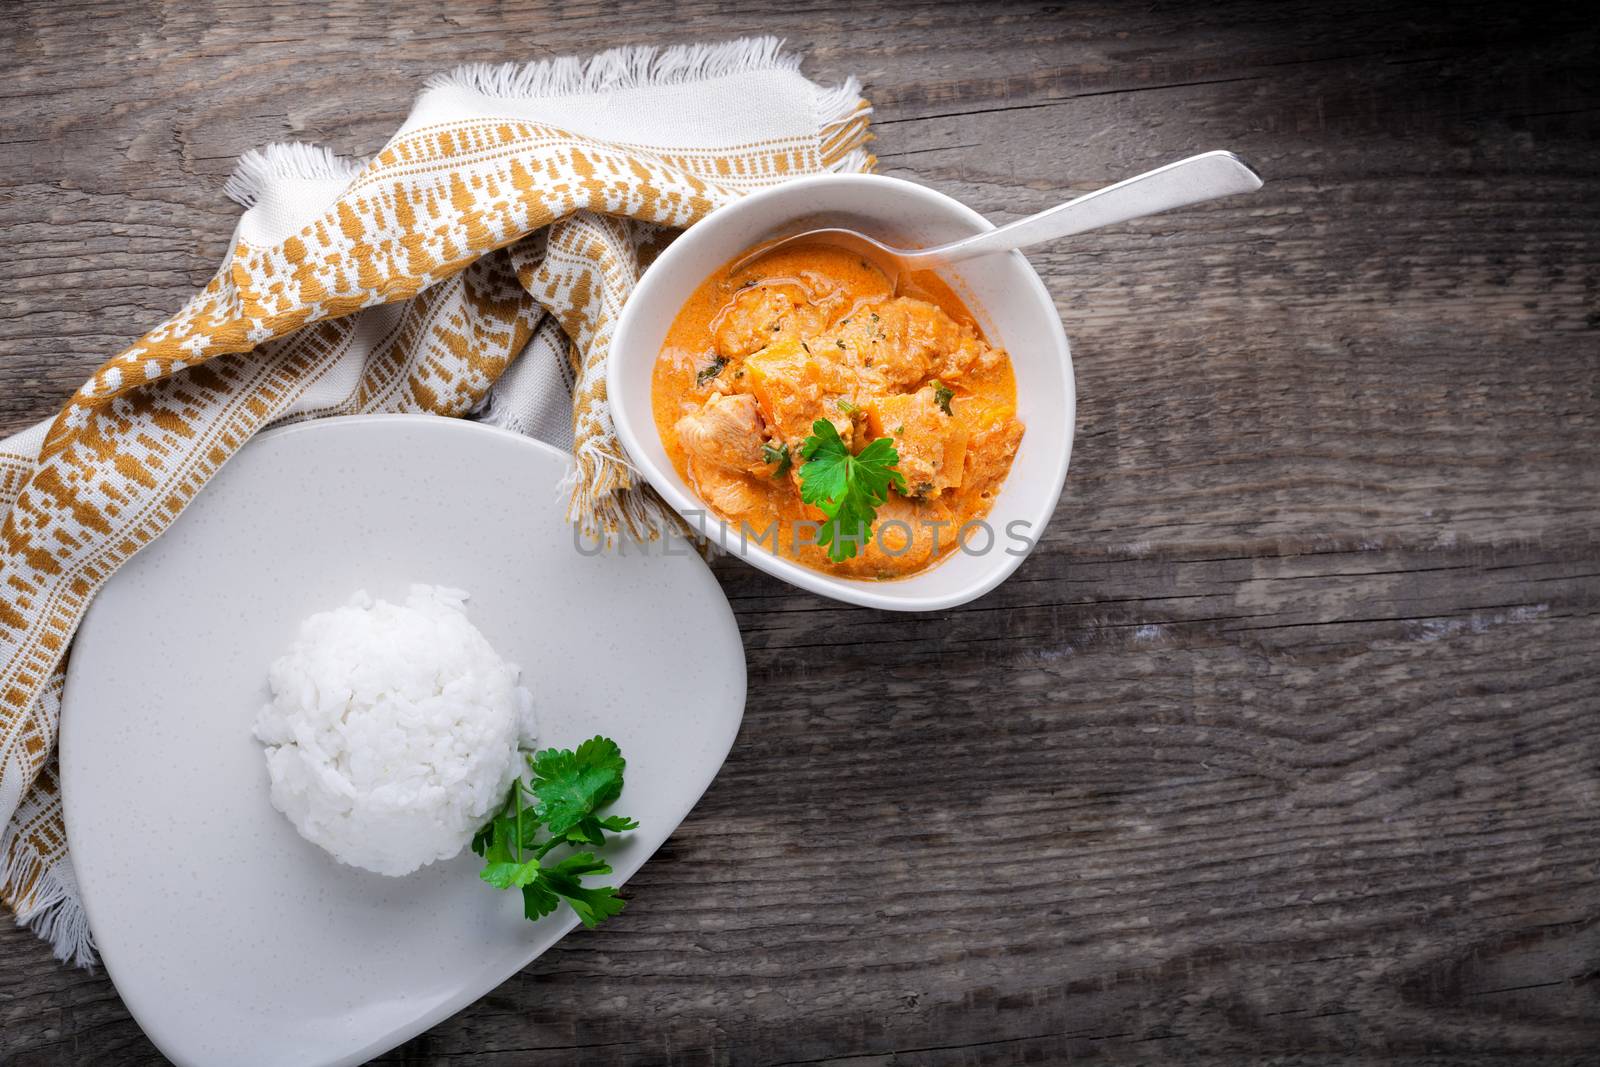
651;242;1025;579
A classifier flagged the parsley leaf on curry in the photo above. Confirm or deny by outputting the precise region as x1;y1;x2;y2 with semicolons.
696;355;728;386
762;441;792;477
932;380;954;416
798;418;906;562
471;735;636;929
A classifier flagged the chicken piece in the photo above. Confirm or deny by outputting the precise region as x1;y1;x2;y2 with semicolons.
712;284;831;359
863;385;969;498
742;335;857;448
832;493;955;578
675;392;770;476
929;337;1005;382
961;412;1025;500
831;297;970;388
688;457;764;517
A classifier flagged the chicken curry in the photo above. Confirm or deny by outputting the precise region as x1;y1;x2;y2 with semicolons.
651;242;1024;579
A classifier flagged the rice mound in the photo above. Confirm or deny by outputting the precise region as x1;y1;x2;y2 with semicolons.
253;585;536;876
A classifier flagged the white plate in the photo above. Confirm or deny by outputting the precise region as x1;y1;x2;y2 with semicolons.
59;414;746;1067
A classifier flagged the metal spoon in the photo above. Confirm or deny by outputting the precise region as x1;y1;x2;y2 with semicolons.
731;150;1263;282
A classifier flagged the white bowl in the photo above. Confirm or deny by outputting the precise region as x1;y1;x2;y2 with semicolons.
608;173;1074;611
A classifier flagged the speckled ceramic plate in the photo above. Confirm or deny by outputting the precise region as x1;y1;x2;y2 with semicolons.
59;414;746;1067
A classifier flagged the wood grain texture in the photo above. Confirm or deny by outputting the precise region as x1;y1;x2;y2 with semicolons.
2;1;1597;1063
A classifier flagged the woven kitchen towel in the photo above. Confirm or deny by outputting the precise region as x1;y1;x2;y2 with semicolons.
0;37;872;967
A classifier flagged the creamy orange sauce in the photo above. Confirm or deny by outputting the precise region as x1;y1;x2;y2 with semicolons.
652;243;1024;579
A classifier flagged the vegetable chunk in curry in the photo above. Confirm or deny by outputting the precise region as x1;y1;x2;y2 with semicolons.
652;244;1024;579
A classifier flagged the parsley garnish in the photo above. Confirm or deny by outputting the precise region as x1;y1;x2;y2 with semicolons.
696;356;727;386
798;419;905;562
762;441;792;477
931;380;954;415
471;736;638;928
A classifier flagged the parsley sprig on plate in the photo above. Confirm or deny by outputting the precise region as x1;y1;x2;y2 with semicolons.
798;418;906;562
471;736;638;928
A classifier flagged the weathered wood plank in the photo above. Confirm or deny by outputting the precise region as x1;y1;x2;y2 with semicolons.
1;1;1596;1064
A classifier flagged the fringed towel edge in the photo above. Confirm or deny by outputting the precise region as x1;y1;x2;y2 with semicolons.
561;437;691;545
2;829;95;969
427;36;801;100
223;143;373;209
816;75;876;174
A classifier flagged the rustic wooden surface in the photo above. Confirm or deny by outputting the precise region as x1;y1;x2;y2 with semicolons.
3;1;1598;1063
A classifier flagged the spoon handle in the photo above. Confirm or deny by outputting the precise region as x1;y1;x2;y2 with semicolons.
905;150;1263;268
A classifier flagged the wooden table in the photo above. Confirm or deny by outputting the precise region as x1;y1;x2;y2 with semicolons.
3;2;1597;1063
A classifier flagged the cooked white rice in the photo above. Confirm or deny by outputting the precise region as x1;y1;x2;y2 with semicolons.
253;585;536;876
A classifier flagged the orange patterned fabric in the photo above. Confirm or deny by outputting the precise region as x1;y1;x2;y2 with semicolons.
0;38;873;965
